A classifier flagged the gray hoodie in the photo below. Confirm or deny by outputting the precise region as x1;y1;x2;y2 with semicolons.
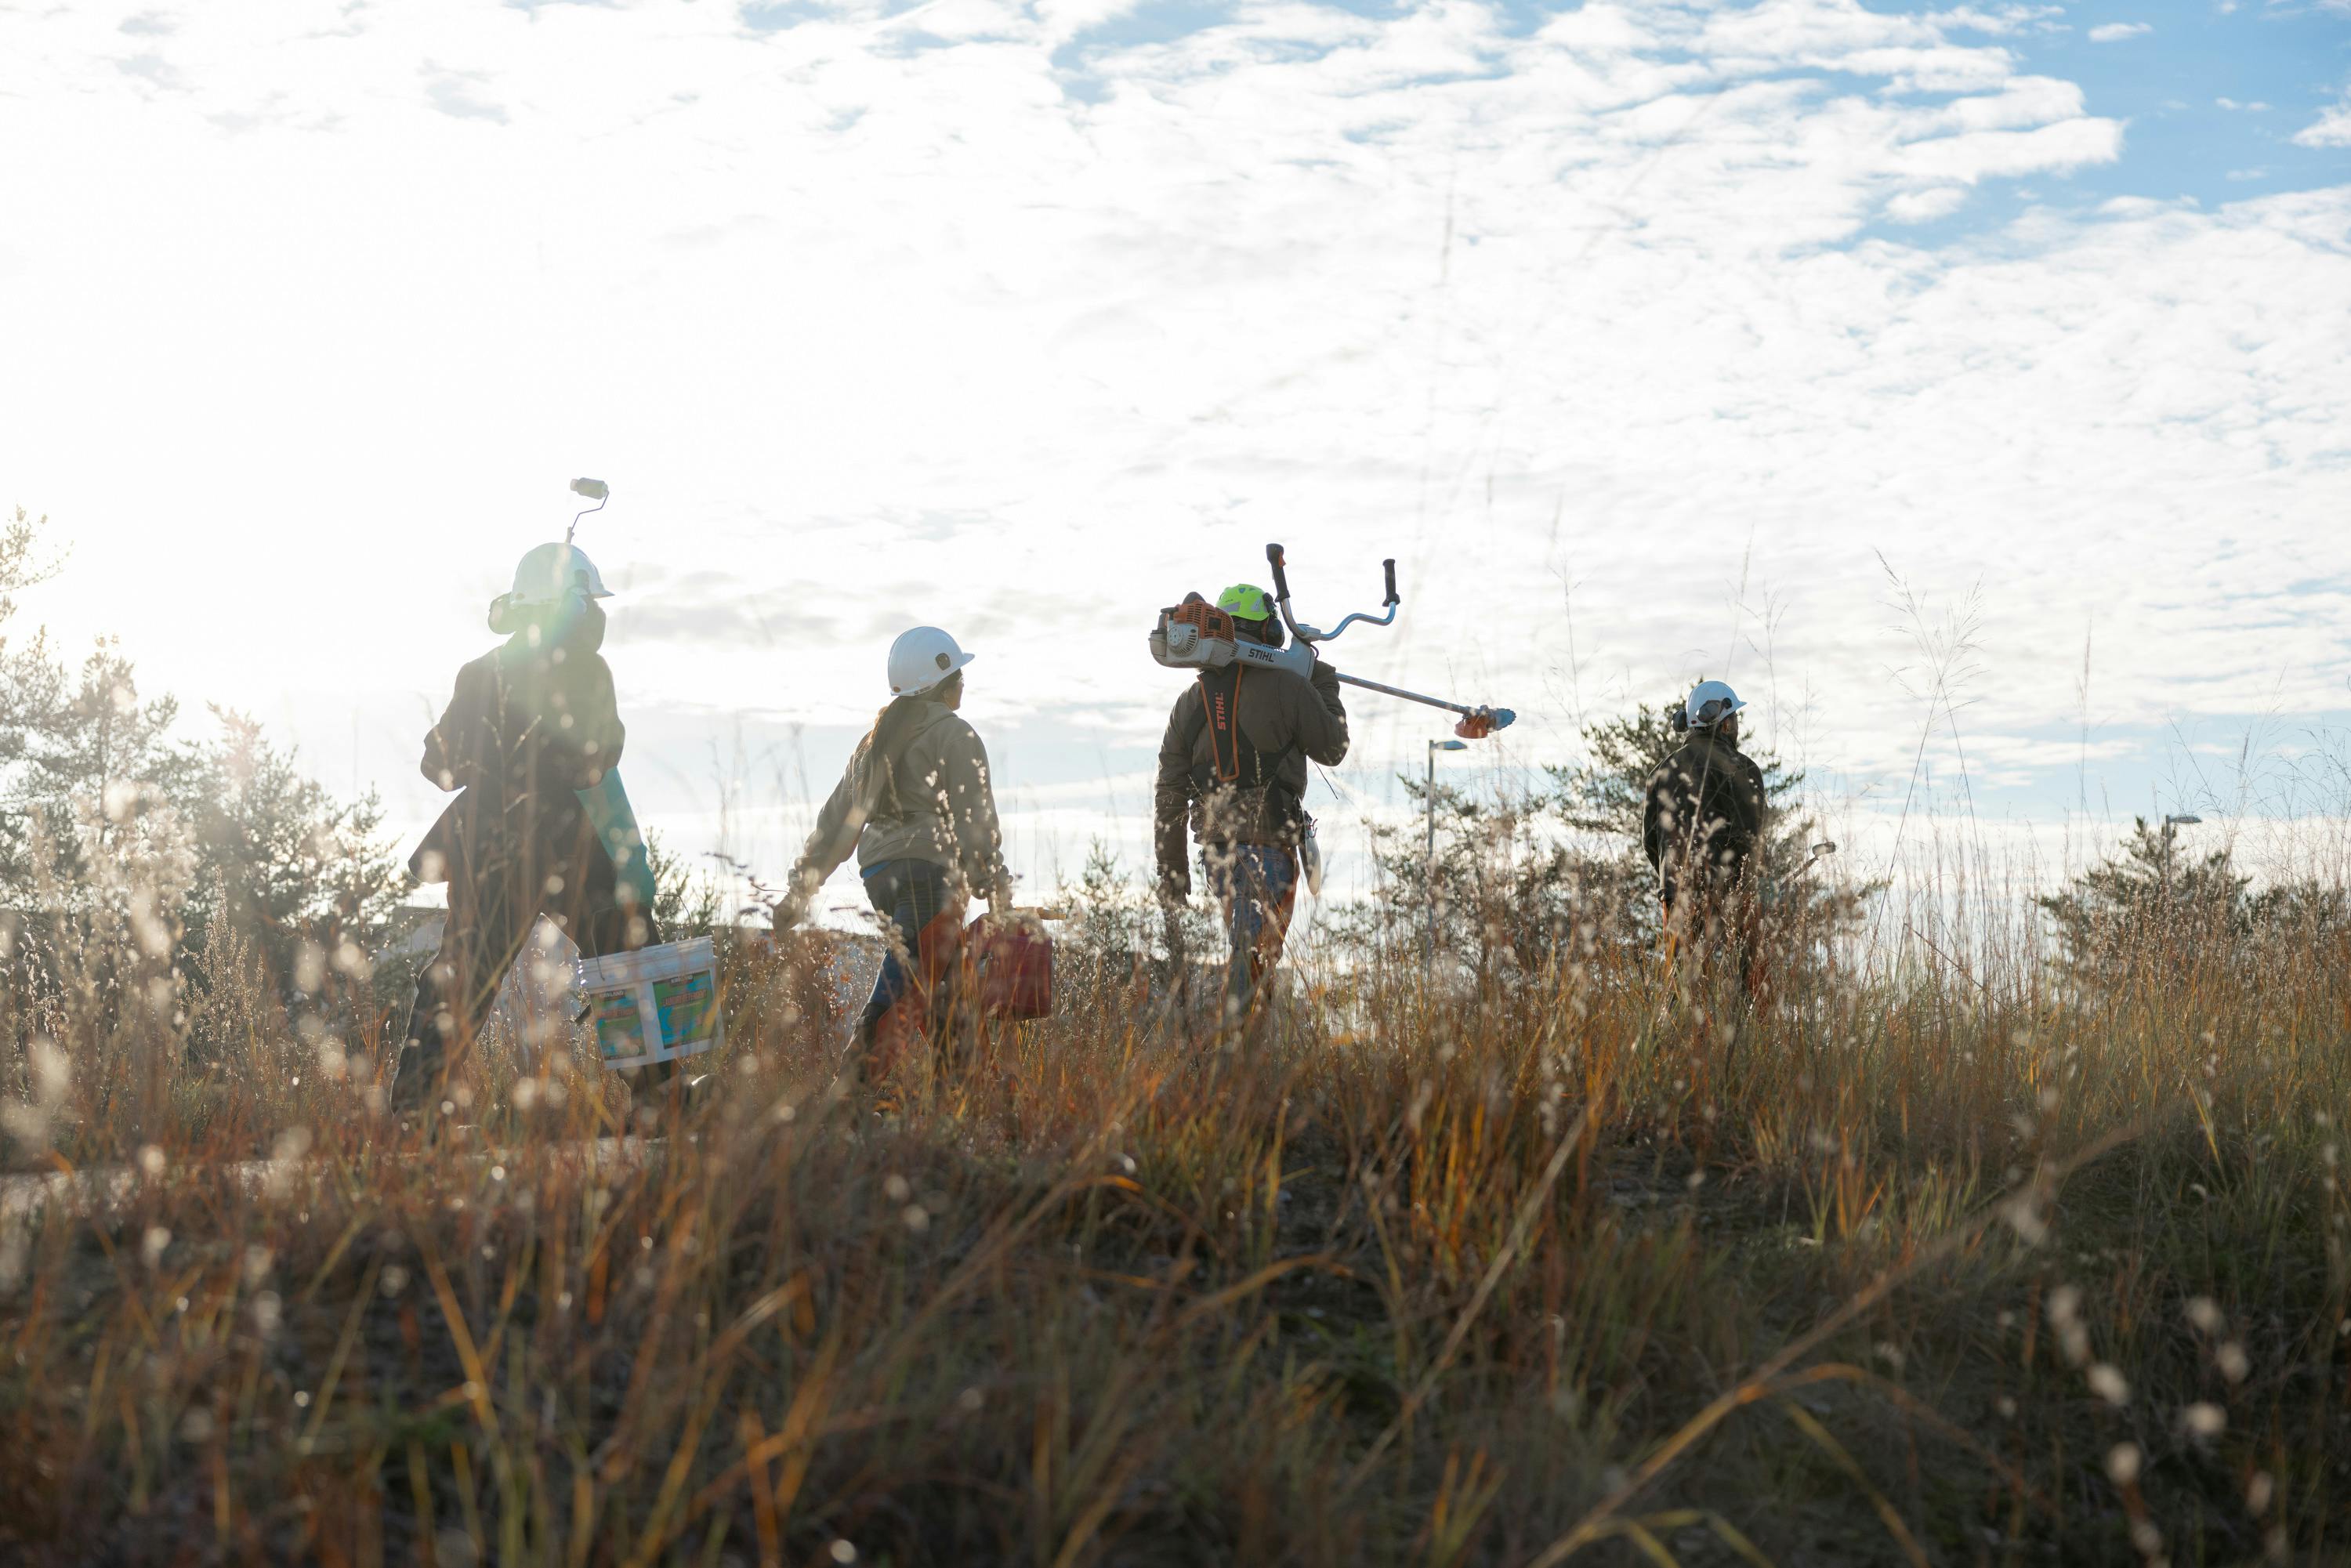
788;699;1010;901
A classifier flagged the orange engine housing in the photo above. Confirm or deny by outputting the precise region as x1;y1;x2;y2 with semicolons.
1162;599;1238;644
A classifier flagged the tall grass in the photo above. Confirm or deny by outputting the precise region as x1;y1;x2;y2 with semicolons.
3;847;2347;1565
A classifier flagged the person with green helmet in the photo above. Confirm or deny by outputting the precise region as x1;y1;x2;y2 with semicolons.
393;541;662;1119
1154;582;1349;1024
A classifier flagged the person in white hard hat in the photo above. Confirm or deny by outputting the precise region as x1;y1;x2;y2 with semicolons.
773;626;1013;1066
392;541;661;1117
1643;679;1767;982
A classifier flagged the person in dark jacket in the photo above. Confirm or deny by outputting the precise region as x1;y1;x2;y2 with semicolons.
393;542;659;1116
1154;583;1349;1023
1643;679;1766;977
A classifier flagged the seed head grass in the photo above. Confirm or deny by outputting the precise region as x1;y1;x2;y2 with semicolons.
3;864;2348;1566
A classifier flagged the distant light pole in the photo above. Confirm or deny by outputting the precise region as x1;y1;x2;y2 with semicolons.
1426;739;1468;961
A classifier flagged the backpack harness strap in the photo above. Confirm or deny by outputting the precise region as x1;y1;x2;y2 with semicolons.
1201;666;1246;784
1185;668;1305;829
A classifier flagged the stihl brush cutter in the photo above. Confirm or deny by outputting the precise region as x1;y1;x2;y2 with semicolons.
1150;544;1516;739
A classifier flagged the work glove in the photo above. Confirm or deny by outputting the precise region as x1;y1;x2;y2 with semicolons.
770;889;810;933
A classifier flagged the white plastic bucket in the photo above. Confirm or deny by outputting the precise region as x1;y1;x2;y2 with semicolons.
576;936;724;1070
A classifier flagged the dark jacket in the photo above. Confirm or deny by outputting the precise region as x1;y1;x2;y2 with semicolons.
1643;732;1766;906
1155;659;1349;883
411;611;625;883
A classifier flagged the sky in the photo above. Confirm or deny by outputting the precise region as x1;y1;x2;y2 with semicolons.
2;0;2348;918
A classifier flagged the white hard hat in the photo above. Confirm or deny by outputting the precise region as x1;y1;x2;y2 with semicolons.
509;542;613;607
887;626;975;696
1686;679;1745;730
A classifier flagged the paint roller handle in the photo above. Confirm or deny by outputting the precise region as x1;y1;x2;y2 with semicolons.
567;477;610;545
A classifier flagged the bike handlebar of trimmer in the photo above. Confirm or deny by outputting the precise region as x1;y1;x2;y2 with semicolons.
1266;542;1292;605
1266;541;1310;644
1266;542;1402;643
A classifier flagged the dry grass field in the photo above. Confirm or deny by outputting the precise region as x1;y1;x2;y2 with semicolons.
3;850;2346;1567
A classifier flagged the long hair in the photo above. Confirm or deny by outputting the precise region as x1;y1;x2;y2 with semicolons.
866;670;962;815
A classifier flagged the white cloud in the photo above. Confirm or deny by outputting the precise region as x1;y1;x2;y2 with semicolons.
1926;5;2066;36
1886;185;1969;220
2215;96;2269;112
2294;96;2351;148
421;63;508;123
0;0;2342;902
2086;20;2150;40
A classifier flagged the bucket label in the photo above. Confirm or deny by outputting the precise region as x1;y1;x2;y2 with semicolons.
654;972;718;1050
589;987;647;1059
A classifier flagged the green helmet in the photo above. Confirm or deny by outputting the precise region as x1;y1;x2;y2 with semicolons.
1216;583;1274;622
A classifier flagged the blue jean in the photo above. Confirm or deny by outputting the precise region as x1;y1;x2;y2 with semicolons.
1204;844;1299;1018
856;858;961;1048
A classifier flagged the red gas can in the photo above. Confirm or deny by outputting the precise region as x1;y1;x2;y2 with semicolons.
968;914;1055;1020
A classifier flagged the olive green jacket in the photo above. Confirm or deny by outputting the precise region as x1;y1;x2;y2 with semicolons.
788;701;1011;903
1154;661;1349;885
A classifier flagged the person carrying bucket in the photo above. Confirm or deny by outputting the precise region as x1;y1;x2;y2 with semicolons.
1643;679;1767;987
771;627;1014;1069
394;539;662;1121
1154;583;1350;1027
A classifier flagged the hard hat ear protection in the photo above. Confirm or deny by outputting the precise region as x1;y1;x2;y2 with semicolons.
491;585;592;636
1670;701;1691;734
1214;583;1284;647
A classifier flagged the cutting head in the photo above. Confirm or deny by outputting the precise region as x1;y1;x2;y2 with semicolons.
1453;707;1516;740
